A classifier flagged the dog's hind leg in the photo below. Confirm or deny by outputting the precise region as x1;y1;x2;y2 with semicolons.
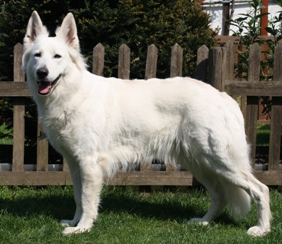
192;159;271;237
62;157;103;235
188;169;227;225
230;171;272;237
60;159;82;227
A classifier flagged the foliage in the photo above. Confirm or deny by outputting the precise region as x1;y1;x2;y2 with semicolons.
0;0;217;80
228;0;282;117
0;123;13;145
228;0;282;81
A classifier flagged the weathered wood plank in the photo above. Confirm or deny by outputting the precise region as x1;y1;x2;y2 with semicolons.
63;158;70;172
36;121;49;171
195;45;209;82
221;40;234;86
216;35;275;45
0;172;72;185
254;171;282;186
268;41;282;171
248;43;261;82
0;82;31;97
245;96;258;166
225;81;282;96
14;43;25;82
145;44;158;79
12;99;25;172
107;171;199;186
245;43;261;167
140;162;152;171
12;44;25;172
118;44;130;79
92;43;104;76
0;171;197;186
0;171;280;186
142;44;158;179
166;163;177;172
170;43;183;78
208;47;222;90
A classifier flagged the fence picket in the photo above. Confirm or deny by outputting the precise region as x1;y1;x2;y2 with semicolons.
222;40;234;86
245;43;260;167
170;44;183;78
12;44;25;172
92;43;104;76
118;44;130;79
269;41;282;171
208;47;222;90
195;45;209;82
145;44;158;79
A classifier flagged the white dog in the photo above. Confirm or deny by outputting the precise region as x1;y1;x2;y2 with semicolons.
22;11;271;236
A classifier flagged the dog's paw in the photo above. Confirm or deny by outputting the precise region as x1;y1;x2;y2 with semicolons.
62;226;90;235
60;219;75;227
188;218;209;226
247;226;270;237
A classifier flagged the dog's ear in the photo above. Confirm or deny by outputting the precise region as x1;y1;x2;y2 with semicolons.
24;11;48;50
56;13;80;51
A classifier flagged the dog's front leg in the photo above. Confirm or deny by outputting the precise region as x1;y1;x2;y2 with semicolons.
62;159;103;235
60;160;82;227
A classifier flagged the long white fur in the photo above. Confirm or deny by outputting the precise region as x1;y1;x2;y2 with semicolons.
22;11;272;236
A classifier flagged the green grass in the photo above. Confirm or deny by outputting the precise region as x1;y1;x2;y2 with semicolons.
256;124;271;146
0;186;281;243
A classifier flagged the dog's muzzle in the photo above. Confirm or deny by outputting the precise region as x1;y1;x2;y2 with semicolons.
37;74;61;96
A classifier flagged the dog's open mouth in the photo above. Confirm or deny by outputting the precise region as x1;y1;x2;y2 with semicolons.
37;74;61;95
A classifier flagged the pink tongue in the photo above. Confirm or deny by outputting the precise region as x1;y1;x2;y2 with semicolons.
38;81;51;95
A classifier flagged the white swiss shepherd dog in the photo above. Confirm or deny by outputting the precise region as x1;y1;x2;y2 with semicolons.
22;11;272;236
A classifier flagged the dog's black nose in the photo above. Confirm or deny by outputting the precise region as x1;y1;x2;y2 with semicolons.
37;67;49;79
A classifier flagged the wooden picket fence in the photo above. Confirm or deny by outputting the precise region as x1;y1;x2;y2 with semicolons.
0;40;282;186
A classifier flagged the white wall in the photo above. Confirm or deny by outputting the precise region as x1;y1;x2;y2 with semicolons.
203;1;282;35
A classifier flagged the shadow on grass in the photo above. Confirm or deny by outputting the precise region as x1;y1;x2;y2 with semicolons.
0;186;237;227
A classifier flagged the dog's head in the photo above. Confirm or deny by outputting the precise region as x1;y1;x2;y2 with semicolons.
22;11;86;97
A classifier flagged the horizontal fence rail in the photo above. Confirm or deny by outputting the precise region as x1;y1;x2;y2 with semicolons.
0;38;282;186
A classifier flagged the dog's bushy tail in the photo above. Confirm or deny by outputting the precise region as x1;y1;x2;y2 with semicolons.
223;182;251;218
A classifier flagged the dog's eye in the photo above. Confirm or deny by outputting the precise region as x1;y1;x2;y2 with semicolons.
54;54;62;59
34;52;41;58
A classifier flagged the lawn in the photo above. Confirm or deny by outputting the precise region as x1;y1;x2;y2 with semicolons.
0;186;281;244
256;124;271;146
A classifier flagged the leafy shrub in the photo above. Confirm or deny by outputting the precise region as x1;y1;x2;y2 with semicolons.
228;0;282;81
0;0;217;80
0;123;13;145
228;0;282;117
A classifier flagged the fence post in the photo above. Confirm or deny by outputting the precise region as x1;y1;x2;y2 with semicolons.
12;43;25;172
245;43;260;167
195;45;209;83
145;44;158;79
118;44;130;79
170;44;183;78
208;47;222;90
92;43;105;76
268;40;282;171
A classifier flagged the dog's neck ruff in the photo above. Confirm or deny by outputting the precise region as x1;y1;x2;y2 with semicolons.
37;74;61;96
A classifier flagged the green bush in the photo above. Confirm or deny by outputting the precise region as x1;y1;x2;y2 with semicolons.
228;0;282;81
0;123;13;145
228;0;282;117
0;0;217;80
